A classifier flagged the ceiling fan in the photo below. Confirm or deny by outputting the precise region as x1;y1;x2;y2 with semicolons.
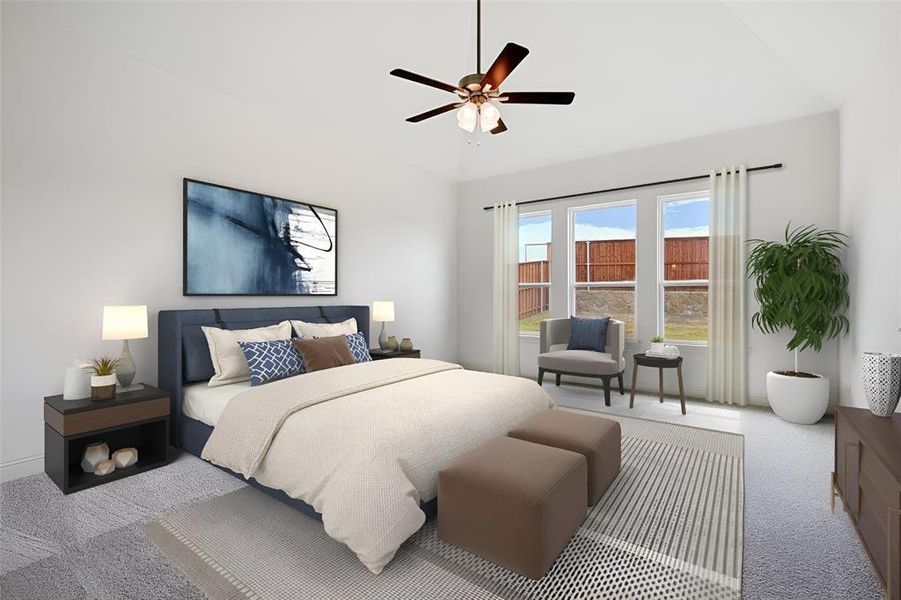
389;0;575;136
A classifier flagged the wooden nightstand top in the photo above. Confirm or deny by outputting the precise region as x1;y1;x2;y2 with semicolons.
44;384;170;437
44;384;168;415
370;349;421;360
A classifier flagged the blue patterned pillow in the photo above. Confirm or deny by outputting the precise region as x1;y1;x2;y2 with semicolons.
238;339;305;386
345;332;372;363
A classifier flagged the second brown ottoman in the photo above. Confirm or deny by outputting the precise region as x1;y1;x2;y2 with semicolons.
438;436;587;579
509;409;621;505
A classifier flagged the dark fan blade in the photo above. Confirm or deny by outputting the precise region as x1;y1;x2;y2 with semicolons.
490;119;508;135
498;91;575;105
405;102;463;123
480;43;529;91
390;69;464;94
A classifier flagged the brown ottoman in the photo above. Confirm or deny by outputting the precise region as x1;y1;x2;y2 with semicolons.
509;409;621;505
438;436;587;579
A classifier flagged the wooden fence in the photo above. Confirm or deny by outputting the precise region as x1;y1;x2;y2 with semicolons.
518;237;708;319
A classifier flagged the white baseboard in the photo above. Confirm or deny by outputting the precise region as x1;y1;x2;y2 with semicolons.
0;453;44;482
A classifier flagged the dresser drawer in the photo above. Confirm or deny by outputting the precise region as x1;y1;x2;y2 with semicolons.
44;397;170;436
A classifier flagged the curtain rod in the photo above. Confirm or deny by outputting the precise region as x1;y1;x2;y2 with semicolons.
481;163;783;211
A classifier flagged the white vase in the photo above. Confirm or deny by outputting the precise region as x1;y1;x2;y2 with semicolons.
766;371;829;424
860;353;901;417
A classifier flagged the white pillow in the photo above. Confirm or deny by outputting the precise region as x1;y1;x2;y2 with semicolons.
290;317;357;339
202;321;292;387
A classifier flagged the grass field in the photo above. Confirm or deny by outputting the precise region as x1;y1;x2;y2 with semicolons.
519;311;550;334
663;322;707;342
521;314;706;341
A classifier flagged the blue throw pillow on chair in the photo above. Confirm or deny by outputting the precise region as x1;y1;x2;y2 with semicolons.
567;317;610;353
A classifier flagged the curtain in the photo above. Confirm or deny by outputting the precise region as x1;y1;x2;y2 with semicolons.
707;165;748;405
493;202;520;375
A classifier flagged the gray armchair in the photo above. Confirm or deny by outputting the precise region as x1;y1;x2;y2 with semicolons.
537;318;626;406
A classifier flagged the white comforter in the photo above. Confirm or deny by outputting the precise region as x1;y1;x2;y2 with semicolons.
201;359;553;574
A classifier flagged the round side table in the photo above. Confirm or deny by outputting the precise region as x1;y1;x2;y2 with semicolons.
629;352;685;415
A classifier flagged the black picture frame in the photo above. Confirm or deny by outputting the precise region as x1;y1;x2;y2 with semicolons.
183;178;338;297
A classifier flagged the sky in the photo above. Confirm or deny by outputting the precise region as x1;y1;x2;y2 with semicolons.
518;197;709;262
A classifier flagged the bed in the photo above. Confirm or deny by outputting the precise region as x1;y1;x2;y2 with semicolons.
158;305;553;573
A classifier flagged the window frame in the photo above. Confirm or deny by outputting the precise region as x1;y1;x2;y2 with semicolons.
567;199;639;340
518;210;553;337
657;190;710;346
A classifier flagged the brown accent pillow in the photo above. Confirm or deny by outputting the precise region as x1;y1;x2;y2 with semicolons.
292;336;355;373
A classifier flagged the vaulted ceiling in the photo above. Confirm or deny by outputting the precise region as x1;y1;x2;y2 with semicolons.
29;1;897;182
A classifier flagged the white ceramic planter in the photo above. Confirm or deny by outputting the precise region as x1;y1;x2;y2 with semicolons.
766;371;829;424
91;374;117;387
649;342;665;354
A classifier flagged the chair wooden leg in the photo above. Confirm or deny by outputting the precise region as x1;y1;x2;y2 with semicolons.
617;373;624;395
602;377;611;407
537;368;545;386
629;363;638;408
677;363;686;415
555;373;561;386
658;368;664;403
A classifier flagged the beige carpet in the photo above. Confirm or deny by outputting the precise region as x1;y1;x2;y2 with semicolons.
147;412;744;599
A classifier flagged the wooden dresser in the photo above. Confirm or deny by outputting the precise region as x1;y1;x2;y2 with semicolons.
833;406;901;599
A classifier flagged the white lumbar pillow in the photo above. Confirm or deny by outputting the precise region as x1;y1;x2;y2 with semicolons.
290;317;357;339
202;321;292;387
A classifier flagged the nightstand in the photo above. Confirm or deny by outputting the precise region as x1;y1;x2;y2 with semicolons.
369;348;421;360
44;385;170;494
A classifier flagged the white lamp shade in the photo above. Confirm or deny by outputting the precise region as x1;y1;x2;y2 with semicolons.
102;305;148;340
372;301;395;323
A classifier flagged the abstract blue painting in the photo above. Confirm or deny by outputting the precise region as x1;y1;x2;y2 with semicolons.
184;179;337;295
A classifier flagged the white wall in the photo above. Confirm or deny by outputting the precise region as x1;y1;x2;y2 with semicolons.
837;11;901;409
458;112;841;405
0;4;458;480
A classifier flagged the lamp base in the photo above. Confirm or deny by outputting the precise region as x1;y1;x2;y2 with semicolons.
378;322;390;350
116;383;144;393
116;340;137;388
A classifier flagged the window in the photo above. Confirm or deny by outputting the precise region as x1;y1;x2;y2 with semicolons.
659;192;709;342
518;212;551;334
569;202;637;337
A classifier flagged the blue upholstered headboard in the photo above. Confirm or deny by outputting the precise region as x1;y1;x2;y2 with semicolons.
158;305;370;446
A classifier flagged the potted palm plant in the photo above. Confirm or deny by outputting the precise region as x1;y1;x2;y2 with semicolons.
89;357;120;401
747;225;850;424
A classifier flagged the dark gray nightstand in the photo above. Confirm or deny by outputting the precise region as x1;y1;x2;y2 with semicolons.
44;384;171;494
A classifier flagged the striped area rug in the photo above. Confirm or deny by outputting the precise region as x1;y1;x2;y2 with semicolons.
147;413;743;599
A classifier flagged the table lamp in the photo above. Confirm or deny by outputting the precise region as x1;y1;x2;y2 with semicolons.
102;305;148;389
372;301;395;350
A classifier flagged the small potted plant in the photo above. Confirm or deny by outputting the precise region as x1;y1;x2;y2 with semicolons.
89;357;119;401
650;336;665;355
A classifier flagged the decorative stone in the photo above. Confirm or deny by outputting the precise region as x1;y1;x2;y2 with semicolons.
112;447;138;469
94;459;115;476
81;442;110;473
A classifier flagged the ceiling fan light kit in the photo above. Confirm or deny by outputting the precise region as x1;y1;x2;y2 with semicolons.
390;0;575;138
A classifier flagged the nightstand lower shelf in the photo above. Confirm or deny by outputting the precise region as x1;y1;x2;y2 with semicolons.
45;417;169;494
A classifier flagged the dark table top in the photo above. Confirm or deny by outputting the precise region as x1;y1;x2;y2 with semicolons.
44;384;168;414
369;348;420;357
633;352;683;367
